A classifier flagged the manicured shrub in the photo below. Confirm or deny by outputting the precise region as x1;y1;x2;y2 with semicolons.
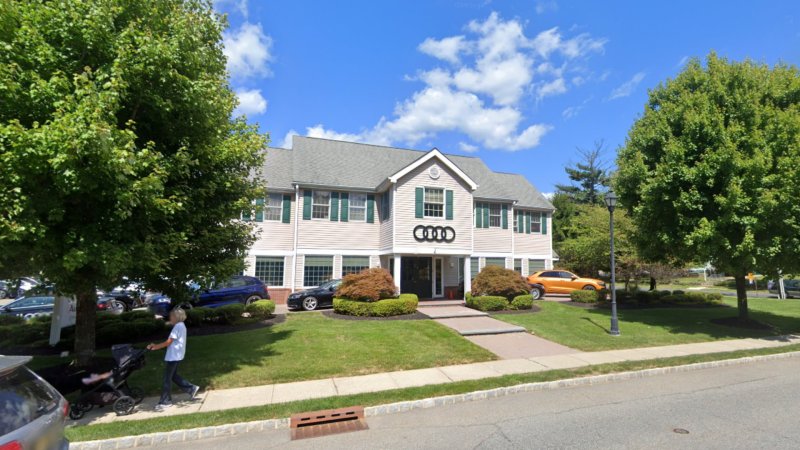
510;294;533;310
465;295;509;311
333;294;418;317
185;307;210;327
119;311;156;322
0;315;24;326
672;290;685;295
471;266;529;300
336;268;397;302
245;300;276;320
216;303;245;324
570;290;601;303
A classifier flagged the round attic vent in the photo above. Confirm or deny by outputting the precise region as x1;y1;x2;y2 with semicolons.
429;166;441;179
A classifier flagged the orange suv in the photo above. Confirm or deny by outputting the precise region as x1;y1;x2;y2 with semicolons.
526;270;606;299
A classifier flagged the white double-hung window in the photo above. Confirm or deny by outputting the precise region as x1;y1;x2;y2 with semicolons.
349;193;367;221
312;191;330;219
424;188;444;218
489;204;501;228
264;193;283;221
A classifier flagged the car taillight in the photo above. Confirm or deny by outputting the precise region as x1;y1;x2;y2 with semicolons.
0;441;23;450
97;303;107;309
63;400;69;418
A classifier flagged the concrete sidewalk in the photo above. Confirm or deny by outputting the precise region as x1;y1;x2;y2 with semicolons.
72;334;800;426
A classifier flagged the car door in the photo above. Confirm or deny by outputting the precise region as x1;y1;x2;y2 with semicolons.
559;271;580;291
7;297;53;319
320;281;341;307
223;277;252;304
537;271;563;293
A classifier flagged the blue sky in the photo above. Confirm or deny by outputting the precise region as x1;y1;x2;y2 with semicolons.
214;0;800;193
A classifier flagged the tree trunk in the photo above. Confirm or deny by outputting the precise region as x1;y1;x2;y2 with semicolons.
649;277;657;291
734;274;749;321
74;289;97;366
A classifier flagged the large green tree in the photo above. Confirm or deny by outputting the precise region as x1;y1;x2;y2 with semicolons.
616;53;800;319
0;0;266;362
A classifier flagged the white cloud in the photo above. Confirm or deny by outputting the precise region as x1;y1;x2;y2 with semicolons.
291;13;605;152
562;95;593;119
280;130;297;148
676;55;689;68
459;142;479;152
418;36;468;64
233;89;267;116
535;1;558;14
223;22;273;79
214;0;248;17
609;72;646;100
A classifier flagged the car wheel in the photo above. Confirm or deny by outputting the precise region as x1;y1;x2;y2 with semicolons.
302;297;318;311
530;286;544;300
0;289;7;299
108;299;126;315
245;295;261;306
582;285;596;291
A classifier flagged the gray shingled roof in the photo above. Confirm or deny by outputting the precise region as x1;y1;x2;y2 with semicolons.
263;136;553;210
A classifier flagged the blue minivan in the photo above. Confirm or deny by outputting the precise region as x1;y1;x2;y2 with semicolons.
148;276;270;317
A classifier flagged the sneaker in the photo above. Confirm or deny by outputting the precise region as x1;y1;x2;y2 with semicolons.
154;402;173;411
189;385;200;399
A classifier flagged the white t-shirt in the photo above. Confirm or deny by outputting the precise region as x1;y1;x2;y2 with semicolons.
165;322;187;362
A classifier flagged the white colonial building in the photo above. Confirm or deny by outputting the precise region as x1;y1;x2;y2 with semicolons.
245;136;555;303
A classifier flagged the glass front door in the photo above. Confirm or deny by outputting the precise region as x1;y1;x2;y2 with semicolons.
433;258;443;298
401;257;432;299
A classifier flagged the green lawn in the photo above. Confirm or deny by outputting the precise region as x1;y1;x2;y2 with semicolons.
35;313;495;396
493;298;800;351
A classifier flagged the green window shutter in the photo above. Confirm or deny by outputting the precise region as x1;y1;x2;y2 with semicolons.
525;211;531;234
340;193;349;222
501;204;508;229
302;190;312;220
445;190;454;220
255;198;264;222
242;210;251;222
517;212;524;233
482;203;489;228
541;212;548;234
475;203;482;228
415;187;424;218
330;192;339;221
366;194;375;223
282;194;291;224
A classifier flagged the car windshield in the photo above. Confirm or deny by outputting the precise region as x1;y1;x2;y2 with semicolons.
0;366;60;435
318;280;340;289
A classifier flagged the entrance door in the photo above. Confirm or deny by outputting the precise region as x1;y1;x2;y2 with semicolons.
432;257;444;298
401;257;432;298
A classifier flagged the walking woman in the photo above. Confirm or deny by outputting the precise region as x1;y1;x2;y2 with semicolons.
147;308;200;410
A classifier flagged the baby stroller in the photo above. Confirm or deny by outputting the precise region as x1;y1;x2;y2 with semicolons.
68;344;147;419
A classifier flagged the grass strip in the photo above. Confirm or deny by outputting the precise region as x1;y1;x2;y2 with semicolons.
67;342;800;442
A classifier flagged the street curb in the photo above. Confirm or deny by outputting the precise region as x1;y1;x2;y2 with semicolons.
69;350;800;449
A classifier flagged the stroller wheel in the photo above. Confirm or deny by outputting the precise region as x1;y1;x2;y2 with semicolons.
113;396;136;416
69;401;92;420
129;387;145;404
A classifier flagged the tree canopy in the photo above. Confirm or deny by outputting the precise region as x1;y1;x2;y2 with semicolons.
0;0;266;361
555;140;610;206
615;53;800;319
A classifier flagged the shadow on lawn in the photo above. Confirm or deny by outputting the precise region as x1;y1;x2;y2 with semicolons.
581;303;800;340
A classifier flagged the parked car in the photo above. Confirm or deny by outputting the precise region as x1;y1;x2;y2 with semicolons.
0;295;119;320
99;282;147;312
767;279;800;298
287;279;342;311
148;276;269;317
526;270;606;299
0;356;70;450
0;277;41;299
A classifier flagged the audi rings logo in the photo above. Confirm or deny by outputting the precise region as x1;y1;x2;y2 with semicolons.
413;225;456;243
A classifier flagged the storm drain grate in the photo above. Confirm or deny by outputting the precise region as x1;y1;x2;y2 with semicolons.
290;406;368;440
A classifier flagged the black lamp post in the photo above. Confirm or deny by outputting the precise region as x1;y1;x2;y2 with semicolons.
604;191;620;336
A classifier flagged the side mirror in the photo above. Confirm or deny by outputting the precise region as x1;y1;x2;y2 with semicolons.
571;276;578;280
329;286;336;292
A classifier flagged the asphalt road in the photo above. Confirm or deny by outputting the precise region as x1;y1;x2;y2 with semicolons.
155;357;800;449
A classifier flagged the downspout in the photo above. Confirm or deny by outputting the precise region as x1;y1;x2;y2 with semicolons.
291;184;300;291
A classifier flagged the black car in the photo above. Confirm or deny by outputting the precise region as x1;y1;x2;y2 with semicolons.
0;295;120;320
287;279;341;311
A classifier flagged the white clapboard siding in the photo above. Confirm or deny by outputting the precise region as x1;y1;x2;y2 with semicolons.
513;214;551;255
296;198;381;251
379;195;393;250
250;197;296;252
394;159;473;251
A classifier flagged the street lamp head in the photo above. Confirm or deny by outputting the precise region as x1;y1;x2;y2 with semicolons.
604;191;617;212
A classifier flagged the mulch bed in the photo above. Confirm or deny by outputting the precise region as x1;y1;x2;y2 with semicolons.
322;310;429;321
488;304;542;315
710;317;774;330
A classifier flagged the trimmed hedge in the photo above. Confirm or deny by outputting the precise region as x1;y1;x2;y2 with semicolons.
0;315;24;326
466;295;509;311
586;289;724;308
569;289;608;303
245;300;276;320
510;294;534;310
333;294;419;317
216;303;245;324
